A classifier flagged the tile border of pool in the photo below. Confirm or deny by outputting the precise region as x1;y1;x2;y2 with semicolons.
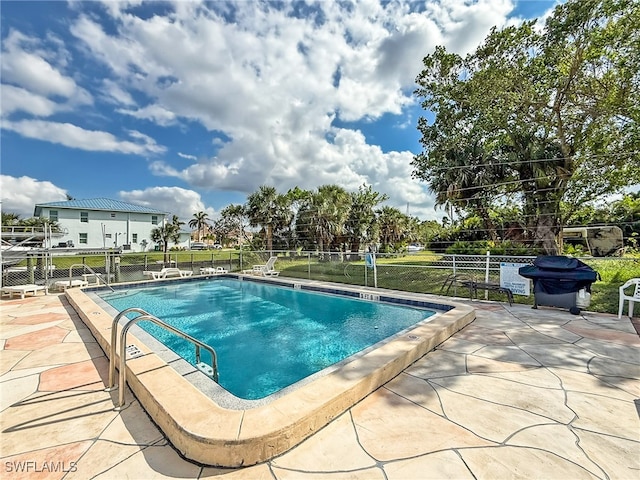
65;275;475;467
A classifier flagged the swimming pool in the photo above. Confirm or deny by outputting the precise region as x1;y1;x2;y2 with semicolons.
97;278;436;400
68;275;475;467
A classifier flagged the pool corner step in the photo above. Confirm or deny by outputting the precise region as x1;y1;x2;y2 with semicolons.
196;362;215;378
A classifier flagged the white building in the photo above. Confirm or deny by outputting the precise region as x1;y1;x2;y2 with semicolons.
34;198;171;252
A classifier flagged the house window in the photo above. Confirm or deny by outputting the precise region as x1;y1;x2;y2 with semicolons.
110;213;116;218
80;211;88;223
132;233;138;243
151;215;159;225
79;233;88;244
49;210;58;222
105;234;112;239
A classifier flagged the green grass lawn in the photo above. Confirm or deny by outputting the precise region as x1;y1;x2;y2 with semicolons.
12;250;640;315
273;253;640;316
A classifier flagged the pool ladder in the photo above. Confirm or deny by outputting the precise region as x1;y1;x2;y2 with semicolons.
67;263;115;292
105;307;219;410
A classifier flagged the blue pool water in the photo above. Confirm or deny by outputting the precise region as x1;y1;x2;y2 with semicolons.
98;279;435;400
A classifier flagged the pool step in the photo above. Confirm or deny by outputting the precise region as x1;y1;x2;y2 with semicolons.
196;362;215;378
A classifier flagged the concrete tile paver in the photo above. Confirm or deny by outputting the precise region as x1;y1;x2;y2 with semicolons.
1;374;40;411
1;293;638;479
459;445;600;479
88;444;203;480
507;424;605;477
272;413;376;471
576;428;640;479
351;387;495;460
382;451;475;480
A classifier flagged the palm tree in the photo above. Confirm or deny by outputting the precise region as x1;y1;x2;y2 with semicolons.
377;206;410;251
271;194;295;250
189;211;209;242
1;212;21;226
306;185;351;257
344;184;388;259
245;186;280;253
151;216;181;263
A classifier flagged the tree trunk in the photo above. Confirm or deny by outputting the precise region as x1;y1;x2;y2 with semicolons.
266;224;273;254
163;243;169;264
350;240;361;261
475;202;498;241
534;213;560;255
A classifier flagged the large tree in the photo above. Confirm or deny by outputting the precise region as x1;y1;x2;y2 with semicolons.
215;204;248;247
412;0;640;254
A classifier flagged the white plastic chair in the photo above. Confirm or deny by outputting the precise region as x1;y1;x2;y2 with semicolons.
618;278;640;318
253;256;279;276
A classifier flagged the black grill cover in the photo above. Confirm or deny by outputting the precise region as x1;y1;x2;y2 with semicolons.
518;256;599;295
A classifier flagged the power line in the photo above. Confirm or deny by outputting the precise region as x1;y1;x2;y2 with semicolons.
423;150;639;172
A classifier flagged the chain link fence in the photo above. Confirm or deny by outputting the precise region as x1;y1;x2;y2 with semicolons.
2;249;637;310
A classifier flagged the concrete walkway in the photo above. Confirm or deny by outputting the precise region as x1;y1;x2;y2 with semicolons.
1;293;638;479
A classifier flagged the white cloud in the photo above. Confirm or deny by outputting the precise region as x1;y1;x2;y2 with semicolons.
2;120;166;155
3;1;518;221
119;186;216;222
101;79;136;106
0;175;68;217
117;104;177;126
1;84;58;117
1;29;92;105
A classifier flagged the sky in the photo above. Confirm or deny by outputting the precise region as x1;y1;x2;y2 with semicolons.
1;0;559;222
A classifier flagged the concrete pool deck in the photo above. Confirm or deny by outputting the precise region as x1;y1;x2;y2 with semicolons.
1;292;639;478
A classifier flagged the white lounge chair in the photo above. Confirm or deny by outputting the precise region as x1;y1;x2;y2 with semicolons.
143;267;193;280
53;279;89;291
253;256;279;277
1;284;47;299
200;267;228;274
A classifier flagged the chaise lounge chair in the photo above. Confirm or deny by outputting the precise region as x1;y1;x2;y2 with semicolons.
1;284;47;299
253;256;280;277
143;267;193;280
200;266;228;274
51;279;89;291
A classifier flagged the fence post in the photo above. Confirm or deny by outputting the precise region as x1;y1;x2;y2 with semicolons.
307;252;311;279
452;255;457;296
485;251;491;299
365;252;377;288
364;257;368;286
27;256;35;284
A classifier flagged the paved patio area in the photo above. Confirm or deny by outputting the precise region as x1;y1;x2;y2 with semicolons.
1;293;638;479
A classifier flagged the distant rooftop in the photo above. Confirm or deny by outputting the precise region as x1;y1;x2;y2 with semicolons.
34;198;168;216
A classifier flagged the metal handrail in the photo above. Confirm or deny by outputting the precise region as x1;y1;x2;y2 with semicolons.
105;307;219;410
68;263;115;292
